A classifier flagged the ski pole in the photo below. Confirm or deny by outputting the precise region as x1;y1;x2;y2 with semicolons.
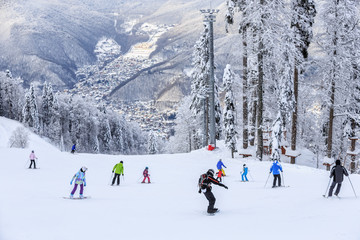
249;172;254;181
108;172;114;185
137;176;143;182
264;173;271;188
281;172;285;186
323;178;331;197
24;159;30;168
122;175;125;182
347;175;357;198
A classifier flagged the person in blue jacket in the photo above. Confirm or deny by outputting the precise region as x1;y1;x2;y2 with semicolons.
71;144;76;154
270;160;283;188
241;164;248;182
217;159;227;176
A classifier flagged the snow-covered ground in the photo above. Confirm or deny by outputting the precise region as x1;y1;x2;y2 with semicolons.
0;117;360;240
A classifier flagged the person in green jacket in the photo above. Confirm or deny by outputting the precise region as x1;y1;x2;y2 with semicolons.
112;161;124;186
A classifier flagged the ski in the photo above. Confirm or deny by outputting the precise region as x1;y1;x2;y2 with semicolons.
207;209;220;216
63;196;91;200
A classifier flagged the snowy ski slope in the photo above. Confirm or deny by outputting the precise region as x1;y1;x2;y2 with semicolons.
0;117;359;240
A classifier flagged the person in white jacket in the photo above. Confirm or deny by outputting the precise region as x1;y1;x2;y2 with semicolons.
29;150;37;169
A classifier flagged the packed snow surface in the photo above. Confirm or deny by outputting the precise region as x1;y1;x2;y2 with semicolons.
0;117;360;240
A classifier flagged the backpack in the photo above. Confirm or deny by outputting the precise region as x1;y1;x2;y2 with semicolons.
198;173;208;189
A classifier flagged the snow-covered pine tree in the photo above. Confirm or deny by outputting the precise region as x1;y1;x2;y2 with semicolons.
214;77;222;140
98;117;112;153
111;119;125;154
41;82;56;138
0;75;3;117
22;84;40;132
316;0;360;159
226;0;250;149
3;71;14;119
48;95;62;146
168;96;197;153
290;0;316;163
223;64;237;158
148;131;158;154
190;23;210;147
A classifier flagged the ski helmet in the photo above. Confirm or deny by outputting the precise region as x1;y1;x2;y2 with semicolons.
120;161;123;163
81;166;88;172
207;169;214;177
335;160;341;165
145;166;148;169
32;150;34;153
243;164;246;166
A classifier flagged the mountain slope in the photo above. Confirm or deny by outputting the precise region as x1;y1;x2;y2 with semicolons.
0;117;359;240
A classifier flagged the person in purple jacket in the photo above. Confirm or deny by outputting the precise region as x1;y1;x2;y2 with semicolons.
28;150;37;169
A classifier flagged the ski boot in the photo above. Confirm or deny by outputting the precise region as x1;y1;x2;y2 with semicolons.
79;194;84;199
70;194;74;199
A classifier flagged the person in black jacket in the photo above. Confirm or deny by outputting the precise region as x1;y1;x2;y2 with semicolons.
328;160;349;197
198;169;228;213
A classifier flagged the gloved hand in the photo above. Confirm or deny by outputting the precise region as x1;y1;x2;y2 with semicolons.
122;174;124;176
84;183;86;187
112;171;114;173
70;181;73;185
224;185;228;189
198;189;202;194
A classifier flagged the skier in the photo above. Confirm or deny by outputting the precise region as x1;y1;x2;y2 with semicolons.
70;166;87;199
198;169;228;214
328;159;349;197
241;164;249;182
270;160;283;188
112;161;124;186
28;150;37;169
217;159;227;176
142;167;151;183
216;170;223;182
71;144;76;154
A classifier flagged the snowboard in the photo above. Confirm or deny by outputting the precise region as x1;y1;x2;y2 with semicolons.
63;196;91;200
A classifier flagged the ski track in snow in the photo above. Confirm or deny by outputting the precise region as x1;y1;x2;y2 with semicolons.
0;118;360;240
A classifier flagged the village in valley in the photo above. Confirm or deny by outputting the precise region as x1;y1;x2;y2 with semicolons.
67;23;177;139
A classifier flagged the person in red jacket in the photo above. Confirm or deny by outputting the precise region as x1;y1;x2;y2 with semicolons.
142;167;151;183
216;170;223;182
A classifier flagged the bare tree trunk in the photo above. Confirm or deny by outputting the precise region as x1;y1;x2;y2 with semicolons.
291;65;299;164
256;39;264;161
205;97;209;146
327;78;335;158
189;131;192;152
242;25;249;149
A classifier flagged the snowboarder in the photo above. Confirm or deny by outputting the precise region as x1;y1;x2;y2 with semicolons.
241;164;249;182
216;170;223;182
270;160;283;188
328;160;349;197
28;150;37;169
112;161;124;185
217;159;227;176
198;169;228;214
71;144;76;154
70;166;87;199
142;167;151;183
